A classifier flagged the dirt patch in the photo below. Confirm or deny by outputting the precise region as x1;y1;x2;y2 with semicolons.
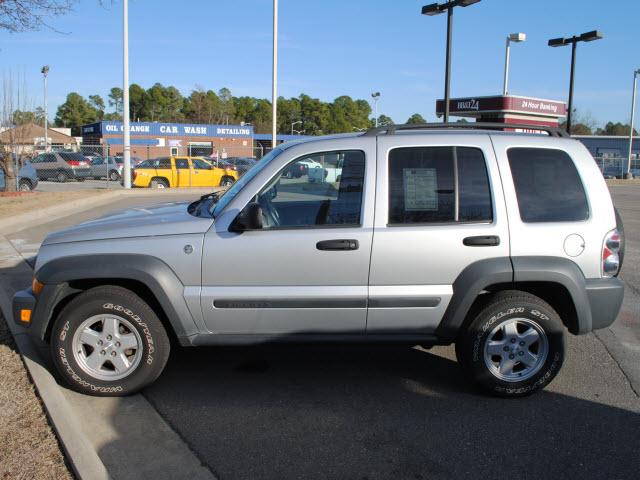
0;190;110;220
606;179;640;186
0;314;72;479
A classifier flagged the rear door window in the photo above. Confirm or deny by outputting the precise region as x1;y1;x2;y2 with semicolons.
388;146;492;224
507;148;589;222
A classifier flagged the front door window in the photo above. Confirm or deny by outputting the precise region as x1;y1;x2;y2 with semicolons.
255;150;365;229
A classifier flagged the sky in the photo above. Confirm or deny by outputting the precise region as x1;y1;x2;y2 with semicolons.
0;0;638;127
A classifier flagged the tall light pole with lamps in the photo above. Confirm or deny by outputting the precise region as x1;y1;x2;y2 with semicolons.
41;65;49;152
271;0;278;148
548;30;603;134
503;32;525;96
291;120;302;135
627;69;640;179
122;0;132;188
422;0;481;122
371;92;380;127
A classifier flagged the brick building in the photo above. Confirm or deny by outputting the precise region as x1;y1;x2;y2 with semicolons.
81;121;255;159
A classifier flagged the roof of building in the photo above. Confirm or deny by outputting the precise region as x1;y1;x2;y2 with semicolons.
0;123;76;145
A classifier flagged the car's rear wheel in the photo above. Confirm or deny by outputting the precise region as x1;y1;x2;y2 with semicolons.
50;286;170;396
455;290;565;397
57;171;68;183
109;170;120;182
220;176;235;187
150;178;169;189
18;179;33;191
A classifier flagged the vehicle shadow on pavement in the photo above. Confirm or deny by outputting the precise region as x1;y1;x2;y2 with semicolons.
143;343;640;480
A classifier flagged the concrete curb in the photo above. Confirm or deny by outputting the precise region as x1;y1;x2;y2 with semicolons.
0;187;217;235
0;289;111;480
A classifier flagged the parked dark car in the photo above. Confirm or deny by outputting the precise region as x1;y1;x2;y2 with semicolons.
224;157;257;176
30;151;92;182
0;159;39;191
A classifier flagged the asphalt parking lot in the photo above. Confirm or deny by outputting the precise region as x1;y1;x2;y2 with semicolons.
2;186;639;479
36;179;123;191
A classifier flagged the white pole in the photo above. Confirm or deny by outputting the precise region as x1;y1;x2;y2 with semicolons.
374;97;378;127
627;69;638;178
271;0;278;149
503;36;511;96
43;72;48;152
122;0;132;188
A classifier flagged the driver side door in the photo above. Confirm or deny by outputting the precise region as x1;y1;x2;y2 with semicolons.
200;149;373;336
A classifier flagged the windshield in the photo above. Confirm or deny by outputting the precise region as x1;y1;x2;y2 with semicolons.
210;146;285;217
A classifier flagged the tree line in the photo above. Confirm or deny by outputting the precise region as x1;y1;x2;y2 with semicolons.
32;84;429;136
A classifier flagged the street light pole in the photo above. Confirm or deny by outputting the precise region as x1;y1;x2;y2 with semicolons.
503;33;525;96
271;0;278;148
41;65;49;152
548;30;603;135
291;120;302;135
627;69;640;179
371;92;380;127
422;0;481;123
122;0;131;188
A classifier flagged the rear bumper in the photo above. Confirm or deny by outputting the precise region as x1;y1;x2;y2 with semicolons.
585;277;624;331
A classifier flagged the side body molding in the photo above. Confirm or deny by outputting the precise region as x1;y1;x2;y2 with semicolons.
35;254;199;342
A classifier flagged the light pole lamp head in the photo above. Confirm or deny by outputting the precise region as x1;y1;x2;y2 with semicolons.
421;3;443;15
579;30;603;42
458;0;481;6
548;37;567;47
509;32;526;42
371;92;380;99
41;65;50;76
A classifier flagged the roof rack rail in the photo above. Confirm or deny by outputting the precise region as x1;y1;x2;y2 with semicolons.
362;122;570;138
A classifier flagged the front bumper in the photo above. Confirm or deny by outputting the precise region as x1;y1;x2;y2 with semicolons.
13;288;36;328
585;277;624;331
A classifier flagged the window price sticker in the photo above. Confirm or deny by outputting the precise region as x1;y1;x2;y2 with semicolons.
403;168;437;211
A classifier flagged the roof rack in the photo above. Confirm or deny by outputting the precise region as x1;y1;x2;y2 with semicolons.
362;122;570;138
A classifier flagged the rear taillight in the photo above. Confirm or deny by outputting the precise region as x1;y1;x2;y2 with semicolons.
602;229;621;277
66;160;81;166
132;170;138;181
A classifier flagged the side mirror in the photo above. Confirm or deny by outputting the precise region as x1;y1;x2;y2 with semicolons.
229;202;263;232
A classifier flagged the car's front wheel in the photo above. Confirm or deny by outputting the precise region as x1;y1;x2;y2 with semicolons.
455;290;565;397
50;286;170;396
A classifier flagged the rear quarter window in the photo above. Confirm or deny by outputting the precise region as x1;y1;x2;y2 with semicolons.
507;147;589;222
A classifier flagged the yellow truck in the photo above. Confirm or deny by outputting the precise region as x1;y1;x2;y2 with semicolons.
132;156;238;188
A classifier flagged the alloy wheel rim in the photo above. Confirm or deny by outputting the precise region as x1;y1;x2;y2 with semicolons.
483;317;549;382
72;314;143;381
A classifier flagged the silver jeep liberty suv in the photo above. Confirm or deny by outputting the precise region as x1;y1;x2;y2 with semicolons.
13;123;624;397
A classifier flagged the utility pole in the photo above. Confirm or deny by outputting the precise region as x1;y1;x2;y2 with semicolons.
271;0;278;149
122;0;131;188
371;92;380;127
41;66;49;152
627;69;639;179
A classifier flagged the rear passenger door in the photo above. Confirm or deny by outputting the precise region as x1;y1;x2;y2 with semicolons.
490;136;599;279
368;134;510;333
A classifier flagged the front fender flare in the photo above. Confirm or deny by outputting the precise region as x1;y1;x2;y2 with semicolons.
34;254;199;342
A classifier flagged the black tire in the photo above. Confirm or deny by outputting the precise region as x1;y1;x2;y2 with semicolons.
109;170;120;182
77;177;85;182
455;290;565;398
150;178;169;189
18;179;33;191
50;286;170;396
57;171;68;183
220;176;235;187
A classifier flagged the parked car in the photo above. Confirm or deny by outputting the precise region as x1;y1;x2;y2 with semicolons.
131;156;238;188
282;158;322;178
224;157;257;176
114;155;143;167
90;156;123;181
12;123;624;398
30;151;91;182
308;154;343;183
0;159;38;191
